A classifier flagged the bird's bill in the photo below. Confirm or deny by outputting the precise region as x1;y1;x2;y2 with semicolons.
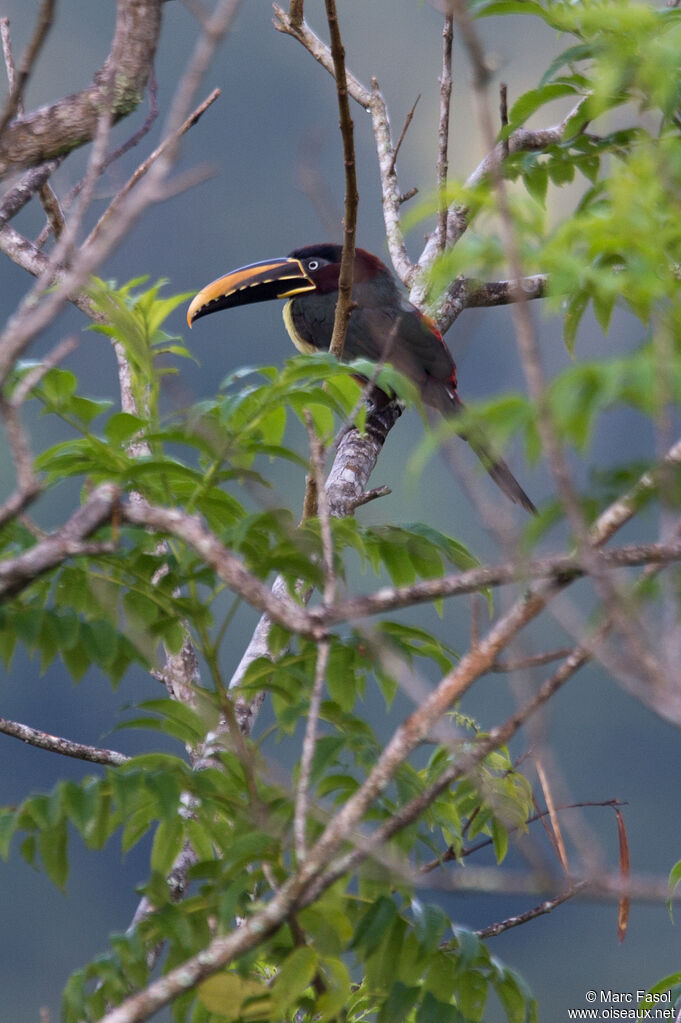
187;257;316;326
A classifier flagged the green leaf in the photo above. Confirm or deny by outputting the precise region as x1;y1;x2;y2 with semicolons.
271;947;318;1013
105;412;147;446
412;900;448;956
377;981;421;1023
150;816;184;875
316;957;352;1021
492;817;509;863
351;895;398;955
198;972;271;1017
669;858;681;897
81;620;119;669
0;809;17;859
417;993;465;1023
456;968;488;1021
539;43;594;87
508;83;578;129
494;967;537;1023
38;818;69;889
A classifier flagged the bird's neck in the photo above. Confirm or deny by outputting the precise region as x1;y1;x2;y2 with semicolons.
283;299;318;354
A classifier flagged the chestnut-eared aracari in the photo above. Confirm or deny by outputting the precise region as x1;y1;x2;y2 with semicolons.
187;243;536;514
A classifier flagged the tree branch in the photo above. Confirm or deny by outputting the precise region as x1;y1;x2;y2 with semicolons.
0;0;162;177
0;1;55;138
324;0;357;361
437;14;454;252
0;715;129;766
0;483;120;600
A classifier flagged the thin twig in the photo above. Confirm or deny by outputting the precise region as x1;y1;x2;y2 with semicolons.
499;81;509;159
273;7;414;285
0;15;64;238
310;533;681;628
84;87;221;249
295;420;336;859
289;0;304;29
388;93;421;177
324;0;358;360
0;483;120;600
422;800;627;872
437;15;454;252
11;335;78;406
0;1;55;137
475;881;589;939
35;69;161;249
535;758;570;877
491;647;574;673
0;715;129;766
451;0;664;697
294;638;330;861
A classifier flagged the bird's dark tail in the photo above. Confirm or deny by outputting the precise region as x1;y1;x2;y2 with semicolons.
441;389;537;515
466;434;537;515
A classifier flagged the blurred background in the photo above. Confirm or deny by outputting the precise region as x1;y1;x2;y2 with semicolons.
0;1;678;1019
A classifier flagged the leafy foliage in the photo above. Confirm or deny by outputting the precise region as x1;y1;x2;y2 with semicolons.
3;1;681;1019
0;278;537;1021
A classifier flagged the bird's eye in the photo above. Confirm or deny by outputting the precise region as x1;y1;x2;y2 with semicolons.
307;260;319;271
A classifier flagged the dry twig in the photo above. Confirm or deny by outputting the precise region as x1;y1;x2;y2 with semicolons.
0;716;129;766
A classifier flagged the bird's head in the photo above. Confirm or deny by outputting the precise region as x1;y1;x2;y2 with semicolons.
186;244;392;327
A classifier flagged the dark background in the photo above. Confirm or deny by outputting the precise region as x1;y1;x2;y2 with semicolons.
0;2;678;1020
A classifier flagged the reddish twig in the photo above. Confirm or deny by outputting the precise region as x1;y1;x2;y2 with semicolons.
324;0;358;360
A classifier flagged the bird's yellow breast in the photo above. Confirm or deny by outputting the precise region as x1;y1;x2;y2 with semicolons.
283;300;317;355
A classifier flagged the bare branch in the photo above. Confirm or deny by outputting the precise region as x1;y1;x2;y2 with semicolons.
424;800;627;873
499;81;510;158
289;0;304;30
388;93;420;178
0;2;55;137
294;638;330;861
35;69;161;249
0;0;161;177
84;87;221;249
0;715;129;766
0;160;63;230
491;647;574;673
0;401;40;527
475;882;589;938
294;422;336;860
273;5;415;283
311;535;681;627
120;498;315;636
437;15;454;252
0;483;120;600
10;334;79;406
324;0;358;360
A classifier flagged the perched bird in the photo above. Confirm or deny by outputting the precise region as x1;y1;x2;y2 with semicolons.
187;243;536;514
